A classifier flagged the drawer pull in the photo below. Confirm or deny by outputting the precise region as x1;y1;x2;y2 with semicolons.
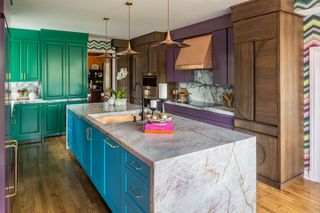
129;186;143;199
129;161;142;171
86;128;91;141
103;138;119;149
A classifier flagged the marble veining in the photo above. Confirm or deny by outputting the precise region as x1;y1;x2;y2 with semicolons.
153;139;256;213
67;102;256;213
177;70;233;105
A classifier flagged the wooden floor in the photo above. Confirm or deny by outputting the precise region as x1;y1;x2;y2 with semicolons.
12;137;320;213
12;137;110;213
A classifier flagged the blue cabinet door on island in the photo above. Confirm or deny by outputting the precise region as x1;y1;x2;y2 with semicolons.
81;120;91;175
91;129;104;195
104;137;123;213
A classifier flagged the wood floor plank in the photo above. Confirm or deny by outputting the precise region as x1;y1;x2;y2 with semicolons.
11;136;320;213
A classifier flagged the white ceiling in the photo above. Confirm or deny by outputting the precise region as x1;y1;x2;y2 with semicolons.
8;0;248;39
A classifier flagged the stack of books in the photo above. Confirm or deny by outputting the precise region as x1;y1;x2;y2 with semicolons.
144;121;174;134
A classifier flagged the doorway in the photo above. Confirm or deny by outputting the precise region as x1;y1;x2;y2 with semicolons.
88;52;113;102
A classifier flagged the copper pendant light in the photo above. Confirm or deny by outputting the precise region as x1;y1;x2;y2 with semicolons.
150;0;190;48
96;18;118;59
116;1;139;56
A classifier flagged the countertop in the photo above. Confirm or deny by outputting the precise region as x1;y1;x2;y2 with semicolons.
68;102;253;167
5;98;87;105
166;100;234;116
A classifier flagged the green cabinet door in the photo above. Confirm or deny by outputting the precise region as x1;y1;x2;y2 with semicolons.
25;40;40;81
44;103;61;137
66;43;87;98
43;41;66;99
15;104;42;143
10;39;23;81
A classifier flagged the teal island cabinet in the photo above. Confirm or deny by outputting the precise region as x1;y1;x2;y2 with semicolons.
67;103;256;213
67;109;149;213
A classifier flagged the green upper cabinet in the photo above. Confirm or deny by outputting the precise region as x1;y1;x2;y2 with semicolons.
41;29;88;100
25;40;41;81
42;41;66;99
10;39;23;81
67;43;87;98
9;29;41;82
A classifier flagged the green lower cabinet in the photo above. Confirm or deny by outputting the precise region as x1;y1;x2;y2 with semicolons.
11;104;42;143
44;103;61;137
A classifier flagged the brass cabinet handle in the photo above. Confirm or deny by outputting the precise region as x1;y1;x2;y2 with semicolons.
103;138;119;149
129;186;143;199
129;161;143;171
5;140;18;198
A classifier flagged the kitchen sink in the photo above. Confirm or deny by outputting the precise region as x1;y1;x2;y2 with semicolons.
88;111;140;125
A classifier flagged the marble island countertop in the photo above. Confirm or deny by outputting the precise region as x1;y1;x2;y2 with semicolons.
68;102;257;212
68;102;252;166
166;100;234;116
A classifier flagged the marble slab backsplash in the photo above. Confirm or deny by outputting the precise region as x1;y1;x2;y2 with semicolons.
177;70;233;105
6;82;40;97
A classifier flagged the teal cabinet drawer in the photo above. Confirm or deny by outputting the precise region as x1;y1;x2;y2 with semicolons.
124;197;145;213
124;168;150;213
124;152;150;184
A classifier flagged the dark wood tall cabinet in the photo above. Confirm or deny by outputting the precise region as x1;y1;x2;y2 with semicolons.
231;0;304;189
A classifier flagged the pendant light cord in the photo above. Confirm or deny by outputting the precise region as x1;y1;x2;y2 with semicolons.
129;2;131;40
167;0;170;32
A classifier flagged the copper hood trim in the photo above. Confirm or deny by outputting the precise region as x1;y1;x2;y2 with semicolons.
175;34;213;71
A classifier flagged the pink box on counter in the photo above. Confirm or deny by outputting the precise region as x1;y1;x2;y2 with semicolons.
144;121;174;134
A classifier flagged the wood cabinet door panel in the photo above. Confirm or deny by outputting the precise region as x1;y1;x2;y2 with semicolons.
234;42;254;121
233;13;278;43
148;46;158;73
255;39;278;126
236;128;279;182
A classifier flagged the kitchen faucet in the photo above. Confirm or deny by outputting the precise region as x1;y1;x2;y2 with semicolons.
133;82;145;121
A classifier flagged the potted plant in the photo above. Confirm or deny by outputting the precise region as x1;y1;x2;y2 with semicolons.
109;68;128;106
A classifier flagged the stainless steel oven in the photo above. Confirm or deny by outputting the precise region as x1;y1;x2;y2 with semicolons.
142;73;157;101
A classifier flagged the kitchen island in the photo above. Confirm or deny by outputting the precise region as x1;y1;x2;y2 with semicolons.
67;103;256;213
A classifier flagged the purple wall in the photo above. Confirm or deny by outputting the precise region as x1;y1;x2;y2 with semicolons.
0;0;6;211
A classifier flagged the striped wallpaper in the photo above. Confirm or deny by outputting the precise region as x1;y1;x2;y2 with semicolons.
294;0;320;171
